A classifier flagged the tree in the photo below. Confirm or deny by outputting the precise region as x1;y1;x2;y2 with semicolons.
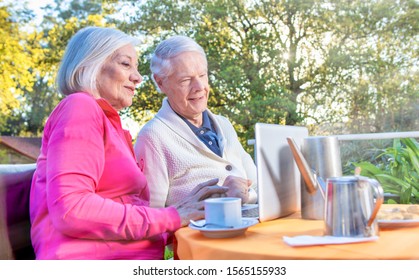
0;0;117;136
0;3;37;132
117;0;418;146
1;0;417;143
302;0;419;134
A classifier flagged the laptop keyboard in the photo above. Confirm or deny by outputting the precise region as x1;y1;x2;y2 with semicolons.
242;204;259;218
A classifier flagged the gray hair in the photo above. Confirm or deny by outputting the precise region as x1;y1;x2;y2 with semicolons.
150;35;207;90
56;26;140;96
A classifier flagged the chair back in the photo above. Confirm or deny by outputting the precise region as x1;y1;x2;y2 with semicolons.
0;164;36;260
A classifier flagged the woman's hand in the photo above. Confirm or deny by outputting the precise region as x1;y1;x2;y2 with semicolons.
222;175;252;204
173;178;228;227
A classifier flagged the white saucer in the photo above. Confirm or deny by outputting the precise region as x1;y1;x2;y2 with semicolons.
188;218;259;238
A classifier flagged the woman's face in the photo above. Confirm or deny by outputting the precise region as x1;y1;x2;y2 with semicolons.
155;51;209;126
96;44;142;111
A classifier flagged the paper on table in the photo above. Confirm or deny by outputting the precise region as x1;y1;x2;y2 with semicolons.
283;235;379;247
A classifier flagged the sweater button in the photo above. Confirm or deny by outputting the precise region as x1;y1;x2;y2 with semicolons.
225;165;233;171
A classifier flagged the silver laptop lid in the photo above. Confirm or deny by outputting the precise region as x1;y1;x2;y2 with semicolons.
254;123;308;222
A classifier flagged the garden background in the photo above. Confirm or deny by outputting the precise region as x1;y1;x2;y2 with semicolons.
1;0;418;196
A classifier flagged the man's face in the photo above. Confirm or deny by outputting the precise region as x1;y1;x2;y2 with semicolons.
156;51;209;126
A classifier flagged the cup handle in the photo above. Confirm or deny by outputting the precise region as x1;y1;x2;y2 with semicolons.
366;178;384;228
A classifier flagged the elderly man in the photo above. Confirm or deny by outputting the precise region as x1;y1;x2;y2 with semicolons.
134;35;257;208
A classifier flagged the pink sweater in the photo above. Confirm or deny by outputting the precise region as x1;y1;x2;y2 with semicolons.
30;93;180;259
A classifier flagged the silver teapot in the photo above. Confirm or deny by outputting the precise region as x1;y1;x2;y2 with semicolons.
324;176;383;237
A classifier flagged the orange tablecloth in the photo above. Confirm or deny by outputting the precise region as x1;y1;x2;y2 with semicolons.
175;213;419;260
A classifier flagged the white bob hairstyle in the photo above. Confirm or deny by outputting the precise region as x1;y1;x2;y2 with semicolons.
56;26;140;96
150;35;207;91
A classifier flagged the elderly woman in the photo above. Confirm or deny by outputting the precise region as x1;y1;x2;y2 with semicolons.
134;35;257;208
29;27;227;260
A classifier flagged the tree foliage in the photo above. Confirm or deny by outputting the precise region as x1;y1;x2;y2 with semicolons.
0;0;418;148
0;3;38;131
119;0;419;144
0;0;115;135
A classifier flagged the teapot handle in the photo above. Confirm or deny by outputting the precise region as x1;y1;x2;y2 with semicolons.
366;178;384;228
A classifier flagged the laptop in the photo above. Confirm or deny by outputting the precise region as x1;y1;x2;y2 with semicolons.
243;123;308;222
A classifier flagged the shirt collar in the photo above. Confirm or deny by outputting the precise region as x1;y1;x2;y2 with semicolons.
175;109;212;132
95;98;136;158
201;111;212;130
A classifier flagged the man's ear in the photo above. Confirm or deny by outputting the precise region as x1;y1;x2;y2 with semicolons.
153;74;164;90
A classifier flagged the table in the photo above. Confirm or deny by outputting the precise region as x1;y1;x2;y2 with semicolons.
174;212;419;260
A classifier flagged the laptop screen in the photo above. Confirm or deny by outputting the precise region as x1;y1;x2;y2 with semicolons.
253;123;308;222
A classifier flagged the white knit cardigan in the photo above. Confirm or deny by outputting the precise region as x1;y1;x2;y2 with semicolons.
134;98;258;208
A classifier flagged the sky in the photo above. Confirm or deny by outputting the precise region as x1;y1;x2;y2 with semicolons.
27;0;54;12
1;0;55;25
27;0;55;24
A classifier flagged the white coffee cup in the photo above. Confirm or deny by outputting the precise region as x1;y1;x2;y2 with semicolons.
205;197;242;228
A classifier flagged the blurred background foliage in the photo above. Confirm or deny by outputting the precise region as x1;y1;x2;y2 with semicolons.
0;0;418;158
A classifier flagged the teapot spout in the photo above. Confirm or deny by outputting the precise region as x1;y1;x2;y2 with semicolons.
287;137;319;195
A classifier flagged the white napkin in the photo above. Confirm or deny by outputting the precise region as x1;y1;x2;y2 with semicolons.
283;235;379;247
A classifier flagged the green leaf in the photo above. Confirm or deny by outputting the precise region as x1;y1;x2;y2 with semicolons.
402;138;419;158
375;173;411;190
406;149;419;173
354;162;384;176
386;199;399;204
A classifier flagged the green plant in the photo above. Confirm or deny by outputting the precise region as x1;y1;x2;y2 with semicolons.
0;149;8;164
352;138;419;204
164;246;174;260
